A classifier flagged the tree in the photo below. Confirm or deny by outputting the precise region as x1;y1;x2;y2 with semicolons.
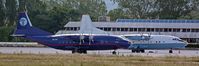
178;10;199;19
153;0;194;19
113;0;199;19
114;0;157;19
5;0;17;26
107;8;129;21
0;26;13;41
47;0;107;20
0;0;6;26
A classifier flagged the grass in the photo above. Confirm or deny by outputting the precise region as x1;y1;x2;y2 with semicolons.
0;54;198;66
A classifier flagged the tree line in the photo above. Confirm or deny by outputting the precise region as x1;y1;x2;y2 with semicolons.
0;0;199;42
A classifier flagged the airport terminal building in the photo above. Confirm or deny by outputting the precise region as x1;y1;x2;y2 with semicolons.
56;19;199;43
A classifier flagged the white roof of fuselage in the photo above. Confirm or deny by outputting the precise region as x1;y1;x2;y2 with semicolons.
51;33;114;37
122;34;179;38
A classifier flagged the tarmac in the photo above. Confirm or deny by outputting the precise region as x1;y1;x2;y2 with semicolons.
0;47;199;57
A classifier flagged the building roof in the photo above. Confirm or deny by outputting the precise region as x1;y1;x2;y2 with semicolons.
116;19;199;23
64;21;199;28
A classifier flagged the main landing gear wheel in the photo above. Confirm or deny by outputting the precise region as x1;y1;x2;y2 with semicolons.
131;49;145;53
72;49;87;54
140;49;145;53
112;50;117;55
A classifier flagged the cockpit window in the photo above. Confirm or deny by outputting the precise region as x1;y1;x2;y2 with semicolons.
172;38;183;42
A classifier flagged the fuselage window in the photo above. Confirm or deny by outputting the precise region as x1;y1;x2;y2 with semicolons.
52;38;58;41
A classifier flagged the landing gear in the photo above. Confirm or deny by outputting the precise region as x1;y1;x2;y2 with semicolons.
140;49;145;53
131;49;145;53
72;49;87;54
169;49;173;53
112;50;117;55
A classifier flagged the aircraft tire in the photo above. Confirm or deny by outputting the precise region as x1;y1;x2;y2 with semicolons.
135;49;140;53
169;49;173;53
131;49;136;53
72;50;77;54
82;50;87;54
140;49;145;53
112;51;116;55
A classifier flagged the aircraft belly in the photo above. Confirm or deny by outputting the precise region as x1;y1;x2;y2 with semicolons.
128;43;186;49
48;44;118;50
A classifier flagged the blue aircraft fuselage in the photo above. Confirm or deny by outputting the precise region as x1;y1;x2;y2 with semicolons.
24;35;130;50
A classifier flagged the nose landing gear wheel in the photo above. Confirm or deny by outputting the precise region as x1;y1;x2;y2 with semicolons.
72;49;87;54
169;49;173;53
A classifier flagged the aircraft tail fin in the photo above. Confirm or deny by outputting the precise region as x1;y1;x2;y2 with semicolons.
79;15;109;34
12;12;52;36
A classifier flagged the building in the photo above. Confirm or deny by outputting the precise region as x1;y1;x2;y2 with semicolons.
56;19;199;43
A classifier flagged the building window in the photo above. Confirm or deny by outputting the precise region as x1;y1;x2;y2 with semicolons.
138;28;145;32
182;29;186;32
146;28;150;32
124;28;129;31
151;28;154;32
112;28;117;31
196;29;199;32
168;28;172;32
129;28;134;31
155;28;160;32
121;28;125;31
177;29;181;32
107;27;111;31
187;29;190;32
70;27;73;31
173;29;177;32
159;28;163;32
74;27;77;31
117;28;121;31
104;27;110;31
164;28;168;32
134;28;137;32
120;28;128;31
191;29;199;32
